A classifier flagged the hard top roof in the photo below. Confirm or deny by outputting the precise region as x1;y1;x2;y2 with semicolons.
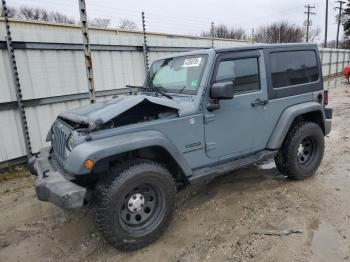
215;43;318;53
156;43;318;60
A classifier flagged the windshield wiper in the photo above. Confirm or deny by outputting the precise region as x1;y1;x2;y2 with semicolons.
136;83;173;100
149;85;173;99
178;86;187;94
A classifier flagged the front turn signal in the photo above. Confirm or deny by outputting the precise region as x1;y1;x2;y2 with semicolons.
84;159;94;170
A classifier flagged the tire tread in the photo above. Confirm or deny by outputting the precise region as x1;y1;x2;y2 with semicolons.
94;159;176;251
275;121;324;180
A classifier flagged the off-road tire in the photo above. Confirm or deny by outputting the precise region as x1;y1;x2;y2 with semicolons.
94;160;176;251
275;121;324;180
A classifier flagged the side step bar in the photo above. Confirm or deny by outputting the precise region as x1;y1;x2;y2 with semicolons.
188;150;277;184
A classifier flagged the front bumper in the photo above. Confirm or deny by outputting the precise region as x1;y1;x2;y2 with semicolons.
28;147;86;209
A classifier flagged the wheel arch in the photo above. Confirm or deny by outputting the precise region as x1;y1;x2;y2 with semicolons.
65;130;193;181
267;102;326;150
93;145;190;185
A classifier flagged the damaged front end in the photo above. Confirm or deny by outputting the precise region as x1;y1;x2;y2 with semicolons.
48;94;186;138
43;93;196;172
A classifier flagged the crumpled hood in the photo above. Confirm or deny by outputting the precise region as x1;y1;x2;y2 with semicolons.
58;94;196;125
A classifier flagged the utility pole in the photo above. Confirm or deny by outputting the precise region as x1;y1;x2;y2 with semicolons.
78;0;96;104
141;11;149;76
251;28;255;44
324;0;329;47
304;4;316;43
335;1;346;49
211;22;215;48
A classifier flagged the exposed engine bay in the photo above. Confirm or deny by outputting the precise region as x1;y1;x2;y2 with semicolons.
57;98;179;132
99;100;178;130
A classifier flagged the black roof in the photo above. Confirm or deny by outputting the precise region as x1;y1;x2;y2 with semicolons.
160;43;319;60
215;43;318;53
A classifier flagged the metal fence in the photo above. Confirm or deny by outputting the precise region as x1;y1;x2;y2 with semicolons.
320;48;350;77
0;19;349;165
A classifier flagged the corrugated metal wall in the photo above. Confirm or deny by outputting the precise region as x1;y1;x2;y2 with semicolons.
0;20;349;164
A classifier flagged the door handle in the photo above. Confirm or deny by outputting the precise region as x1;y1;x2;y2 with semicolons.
251;99;268;107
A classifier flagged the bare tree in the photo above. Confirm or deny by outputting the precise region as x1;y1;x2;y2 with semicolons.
18;6;50;21
307;26;321;42
215;24;230;38
118;19;138;30
201;24;247;40
1;6;75;24
255;21;304;43
0;6;17;18
200;31;211;37
18;6;34;19
325;37;350;49
302;19;320;42
89;18;111;28
49;11;75;24
229;28;247;40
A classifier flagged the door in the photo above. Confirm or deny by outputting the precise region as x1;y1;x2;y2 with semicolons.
204;51;270;159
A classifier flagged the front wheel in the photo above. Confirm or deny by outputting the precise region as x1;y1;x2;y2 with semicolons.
275;122;325;180
94;160;176;251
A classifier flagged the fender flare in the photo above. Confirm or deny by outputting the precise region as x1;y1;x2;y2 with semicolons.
64;130;193;176
267;102;326;149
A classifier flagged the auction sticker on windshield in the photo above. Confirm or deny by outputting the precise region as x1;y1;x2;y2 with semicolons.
183;57;202;67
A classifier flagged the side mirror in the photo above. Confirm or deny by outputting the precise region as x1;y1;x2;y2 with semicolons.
210;81;234;99
207;81;234;111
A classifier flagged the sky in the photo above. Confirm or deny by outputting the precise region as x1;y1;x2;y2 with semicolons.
10;0;345;42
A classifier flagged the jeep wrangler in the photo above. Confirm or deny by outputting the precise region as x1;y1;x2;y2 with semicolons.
29;44;332;250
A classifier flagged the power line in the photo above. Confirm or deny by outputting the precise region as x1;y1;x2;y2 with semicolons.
304;4;316;42
335;0;346;48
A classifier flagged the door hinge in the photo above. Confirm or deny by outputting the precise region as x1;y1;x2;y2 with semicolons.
205;142;217;152
204;113;215;124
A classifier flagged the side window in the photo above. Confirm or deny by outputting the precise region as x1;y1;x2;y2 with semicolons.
215;57;260;94
270;51;319;88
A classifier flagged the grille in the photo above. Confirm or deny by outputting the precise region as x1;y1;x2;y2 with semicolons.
49;151;74;180
52;121;71;164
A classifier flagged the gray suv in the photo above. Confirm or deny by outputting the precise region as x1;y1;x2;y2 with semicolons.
29;44;332;250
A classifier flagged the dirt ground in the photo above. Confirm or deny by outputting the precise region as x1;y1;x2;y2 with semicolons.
1;77;350;262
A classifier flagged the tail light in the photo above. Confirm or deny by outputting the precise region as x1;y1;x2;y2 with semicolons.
323;90;329;107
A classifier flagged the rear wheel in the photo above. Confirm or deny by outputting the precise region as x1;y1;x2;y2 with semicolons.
94;160;176;251
275;121;324;180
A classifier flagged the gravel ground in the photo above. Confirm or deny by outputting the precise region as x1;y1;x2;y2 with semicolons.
0;77;350;262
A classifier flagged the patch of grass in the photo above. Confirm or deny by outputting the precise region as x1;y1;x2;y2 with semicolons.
0;165;30;183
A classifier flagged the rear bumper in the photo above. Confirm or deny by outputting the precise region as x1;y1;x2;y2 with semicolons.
28;147;86;209
324;107;332;136
325;119;331;136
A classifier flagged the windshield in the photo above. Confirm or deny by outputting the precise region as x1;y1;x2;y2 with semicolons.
146;55;208;95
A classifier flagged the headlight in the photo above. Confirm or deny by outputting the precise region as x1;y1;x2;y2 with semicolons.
66;135;74;151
